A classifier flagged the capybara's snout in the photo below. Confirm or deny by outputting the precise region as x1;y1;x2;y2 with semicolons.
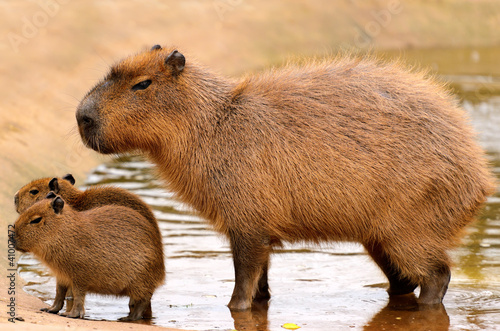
12;230;25;253
76;97;98;137
76;96;111;153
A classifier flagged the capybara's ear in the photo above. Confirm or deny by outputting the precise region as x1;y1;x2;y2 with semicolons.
151;44;162;51
62;174;76;185
165;50;185;75
48;178;60;193
45;192;56;199
51;197;64;214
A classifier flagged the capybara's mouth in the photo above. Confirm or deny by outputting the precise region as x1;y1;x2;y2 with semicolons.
78;131;115;155
14;239;26;253
75;118;115;154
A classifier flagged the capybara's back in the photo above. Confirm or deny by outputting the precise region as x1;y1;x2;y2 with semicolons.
76;46;496;309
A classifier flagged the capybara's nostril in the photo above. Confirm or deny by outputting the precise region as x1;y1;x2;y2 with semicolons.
81;115;94;126
76;110;96;129
76;97;99;131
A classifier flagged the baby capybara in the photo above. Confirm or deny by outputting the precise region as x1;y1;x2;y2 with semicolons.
14;193;165;320
76;45;496;310
14;174;160;315
14;174;156;226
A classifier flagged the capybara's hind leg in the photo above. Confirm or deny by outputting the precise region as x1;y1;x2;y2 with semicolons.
364;242;418;295
41;281;67;314
418;263;451;305
228;233;271;310
119;298;151;321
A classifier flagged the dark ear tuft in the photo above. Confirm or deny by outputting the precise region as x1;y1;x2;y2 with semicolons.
165;50;185;75
52;197;64;214
48;178;60;193
62;174;76;185
151;44;162;51
45;192;56;199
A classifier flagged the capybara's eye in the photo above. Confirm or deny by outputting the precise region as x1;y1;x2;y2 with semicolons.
30;217;42;224
29;189;39;195
131;80;152;92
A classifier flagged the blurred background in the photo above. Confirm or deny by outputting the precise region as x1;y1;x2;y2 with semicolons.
1;1;500;330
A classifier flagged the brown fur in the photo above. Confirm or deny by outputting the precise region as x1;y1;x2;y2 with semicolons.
76;45;496;309
14;194;165;320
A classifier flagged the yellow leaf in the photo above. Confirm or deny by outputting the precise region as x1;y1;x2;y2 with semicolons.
282;323;301;330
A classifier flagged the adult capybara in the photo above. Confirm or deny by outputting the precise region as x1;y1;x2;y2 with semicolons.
14;193;165;320
75;45;496;310
14;174;160;315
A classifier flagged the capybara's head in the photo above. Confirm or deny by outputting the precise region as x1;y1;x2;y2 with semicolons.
14;174;76;213
76;45;189;154
14;193;65;254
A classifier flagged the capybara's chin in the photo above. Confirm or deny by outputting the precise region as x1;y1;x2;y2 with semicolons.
79;132;115;155
14;240;27;253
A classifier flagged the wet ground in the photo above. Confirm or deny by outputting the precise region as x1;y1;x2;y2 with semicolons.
18;47;500;331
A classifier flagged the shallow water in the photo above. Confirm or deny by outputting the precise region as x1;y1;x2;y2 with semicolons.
19;48;500;331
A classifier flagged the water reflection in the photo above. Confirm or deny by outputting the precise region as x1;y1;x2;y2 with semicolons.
229;296;451;331
364;295;449;331
230;301;270;331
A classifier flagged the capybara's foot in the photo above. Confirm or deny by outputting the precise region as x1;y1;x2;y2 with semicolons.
40;307;61;314
228;296;252;311
61;308;85;319
418;264;451;305
118;315;136;322
120;299;150;321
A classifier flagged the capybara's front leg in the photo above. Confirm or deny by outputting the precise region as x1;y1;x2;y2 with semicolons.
143;301;152;319
41;281;67;314
418;263;451;305
228;234;271;310
254;262;270;301
61;286;85;319
64;287;74;313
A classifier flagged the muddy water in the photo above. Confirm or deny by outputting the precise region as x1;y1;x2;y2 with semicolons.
19;48;500;331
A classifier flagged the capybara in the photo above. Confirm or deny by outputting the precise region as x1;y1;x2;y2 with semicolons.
14;174;160;315
75;45;496;310
14;174;156;225
14;193;165;320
